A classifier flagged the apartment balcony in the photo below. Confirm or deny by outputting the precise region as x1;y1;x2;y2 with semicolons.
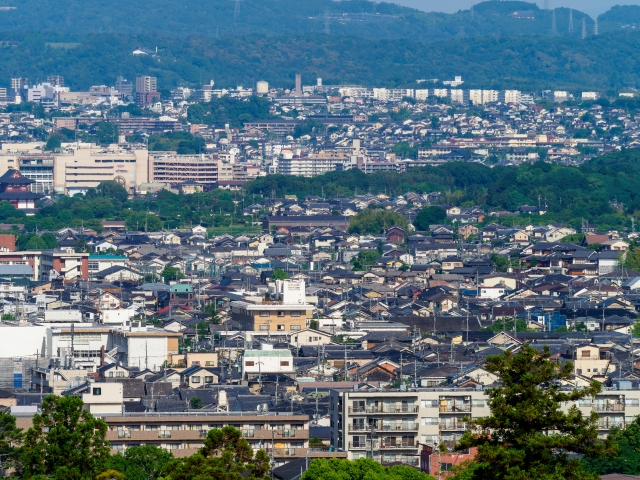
117;430;131;438
439;421;468;431
380;423;418;432
380;455;419;466
439;438;463;449
379;441;416;450
348;406;418;414
348;424;369;432
348;442;372;450
596;419;625;429
439;404;471;413
593;403;625;413
158;431;172;438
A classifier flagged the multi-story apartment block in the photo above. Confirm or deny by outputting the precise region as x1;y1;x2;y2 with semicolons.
136;76;157;94
148;153;219;185
16;412;346;463
330;385;640;468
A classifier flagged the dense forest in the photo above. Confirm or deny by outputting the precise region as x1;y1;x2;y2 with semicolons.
0;1;609;40
4;29;640;90
247;149;640;232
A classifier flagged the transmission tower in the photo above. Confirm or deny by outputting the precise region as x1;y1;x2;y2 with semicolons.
594;17;599;35
233;0;241;20
544;0;549;11
569;9;574;32
552;8;557;35
324;12;330;34
581;17;587;39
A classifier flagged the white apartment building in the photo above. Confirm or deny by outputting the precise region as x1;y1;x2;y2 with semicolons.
432;89;449;98
331;385;640;466
276;151;354;177
503;90;522;104
415;89;429;101
148;153;219;185
450;89;465;104
373;89;414;102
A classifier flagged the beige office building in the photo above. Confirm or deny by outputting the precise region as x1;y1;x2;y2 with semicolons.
53;145;149;194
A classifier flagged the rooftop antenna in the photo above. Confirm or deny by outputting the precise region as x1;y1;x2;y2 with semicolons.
582;17;587;39
569;9;574;32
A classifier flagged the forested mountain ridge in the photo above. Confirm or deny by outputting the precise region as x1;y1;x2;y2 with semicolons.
0;0;615;41
2;30;640;91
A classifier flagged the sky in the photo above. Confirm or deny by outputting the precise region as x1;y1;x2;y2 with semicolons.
392;1;640;17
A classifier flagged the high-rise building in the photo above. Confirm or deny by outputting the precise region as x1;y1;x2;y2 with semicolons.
136;76;157;94
46;75;64;87
10;78;28;94
295;74;302;95
115;76;133;97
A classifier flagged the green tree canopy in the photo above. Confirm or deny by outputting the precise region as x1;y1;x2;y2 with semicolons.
583;416;640;475
348;208;408;235
161;266;184;282
451;345;614;480
160;426;270;480
413;206;447;231
21;395;111;480
271;268;289;281
301;457;434;480
105;445;173;480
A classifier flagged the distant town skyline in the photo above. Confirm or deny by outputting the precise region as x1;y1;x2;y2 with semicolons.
393;1;639;17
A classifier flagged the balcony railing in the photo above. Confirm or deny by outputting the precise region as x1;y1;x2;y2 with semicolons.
596;420;625;429
380;442;416;449
439;422;467;431
439;405;471;413
158;431;172;438
380;456;419;466
593;403;625;412
348;442;372;450
117;430;131;438
282;429;296;437
349;406;419;414
380;424;418;431
242;429;255;437
348;424;369;432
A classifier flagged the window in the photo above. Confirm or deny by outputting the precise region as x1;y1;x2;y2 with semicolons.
191;361;201;366
472;400;486;407
116;371;125;378
280;361;290;367
205;361;215;366
290;311;301;317
259;325;269;331
109;372;114;378
245;361;255;367
441;463;454;472
204;376;214;383
581;350;591;358
308;337;313;342
626;398;640;406
191;376;201;383
259;311;270;317
92;388;102;396
421;400;438;408
277;311;285;317
277;325;285;330
290;325;301;330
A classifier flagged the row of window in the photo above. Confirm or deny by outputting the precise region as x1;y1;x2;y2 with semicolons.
258;324;301;331
259;311;301;317
111;423;305;431
245;361;290;367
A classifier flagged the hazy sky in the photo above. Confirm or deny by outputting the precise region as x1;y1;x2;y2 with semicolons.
392;1;640;17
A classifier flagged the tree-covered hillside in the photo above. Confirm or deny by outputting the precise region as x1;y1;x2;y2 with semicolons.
0;0;597;41
247;149;640;232
3;30;640;91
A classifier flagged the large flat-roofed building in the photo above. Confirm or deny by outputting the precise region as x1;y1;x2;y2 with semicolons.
108;117;182;135
230;279;313;333
53;145;149;194
148;153;218;185
16;412;346;462
330;386;640;472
